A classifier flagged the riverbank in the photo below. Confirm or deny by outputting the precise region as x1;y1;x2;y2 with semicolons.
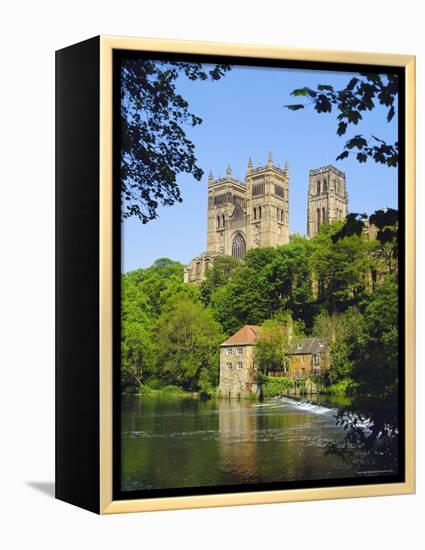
123;376;352;401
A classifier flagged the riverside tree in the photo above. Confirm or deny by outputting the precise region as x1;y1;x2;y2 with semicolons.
120;59;230;222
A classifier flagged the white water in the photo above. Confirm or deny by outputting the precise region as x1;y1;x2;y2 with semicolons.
280;396;337;416
281;396;377;435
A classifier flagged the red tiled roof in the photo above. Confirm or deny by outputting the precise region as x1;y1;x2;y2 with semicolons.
221;325;262;346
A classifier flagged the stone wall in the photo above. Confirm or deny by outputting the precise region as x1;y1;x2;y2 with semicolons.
218;344;257;397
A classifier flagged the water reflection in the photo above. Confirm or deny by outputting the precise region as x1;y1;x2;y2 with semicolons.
121;395;359;492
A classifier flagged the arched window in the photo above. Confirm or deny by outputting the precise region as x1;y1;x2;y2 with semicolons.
232;232;246;259
316;208;321;231
322;207;326;224
317;180;321;194
253;207;257;220
222;214;225;227
258;206;262;219
281;210;284;222
323;178;328;192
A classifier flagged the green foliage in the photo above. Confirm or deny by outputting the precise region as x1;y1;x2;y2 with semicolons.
155;297;224;391
351;276;399;403
121;60;230;222
310;225;380;312
254;319;290;375
320;379;352;396
262;377;294;399
208;239;315;334
200;256;240;304
284;73;398;167
121;258;220;391
312;308;364;384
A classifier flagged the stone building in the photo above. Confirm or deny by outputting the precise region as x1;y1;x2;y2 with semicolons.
286;338;330;380
307;165;349;238
184;158;350;284
219;325;260;397
218;325;330;397
184;153;290;284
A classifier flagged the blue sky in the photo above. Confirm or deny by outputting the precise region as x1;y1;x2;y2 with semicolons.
122;63;398;273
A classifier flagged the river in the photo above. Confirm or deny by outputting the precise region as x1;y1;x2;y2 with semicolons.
120;394;370;491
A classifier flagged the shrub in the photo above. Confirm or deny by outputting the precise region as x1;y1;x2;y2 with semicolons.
262;377;294;399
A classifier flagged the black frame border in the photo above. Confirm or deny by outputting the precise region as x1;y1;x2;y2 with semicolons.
112;49;406;502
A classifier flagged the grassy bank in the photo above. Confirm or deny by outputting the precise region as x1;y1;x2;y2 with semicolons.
320;379;352;396
124;384;195;397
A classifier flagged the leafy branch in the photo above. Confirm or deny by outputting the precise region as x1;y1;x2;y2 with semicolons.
121;59;231;223
284;73;399;167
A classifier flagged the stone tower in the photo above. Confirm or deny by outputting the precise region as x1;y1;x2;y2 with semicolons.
307;165;348;238
245;152;289;250
185;154;290;283
207;153;289;258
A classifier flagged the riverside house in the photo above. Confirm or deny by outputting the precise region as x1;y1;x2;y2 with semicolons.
218;325;329;397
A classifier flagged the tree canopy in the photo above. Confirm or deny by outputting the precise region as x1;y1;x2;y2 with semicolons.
284;72;399;167
120;59;230;222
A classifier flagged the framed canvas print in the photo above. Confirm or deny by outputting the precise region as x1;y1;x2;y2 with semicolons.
55;36;415;514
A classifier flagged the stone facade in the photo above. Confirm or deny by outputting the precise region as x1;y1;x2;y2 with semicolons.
219;343;258;398
307;165;349;238
287;338;330;379
218;325;260;397
184;153;289;284
218;325;330;397
185;159;350;284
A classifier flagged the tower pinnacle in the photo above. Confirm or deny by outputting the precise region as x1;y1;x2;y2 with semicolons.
267;152;273;167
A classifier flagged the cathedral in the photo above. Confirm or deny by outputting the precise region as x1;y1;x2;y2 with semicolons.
184;154;349;284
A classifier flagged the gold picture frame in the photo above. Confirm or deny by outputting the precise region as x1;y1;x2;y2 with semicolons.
56;35;415;514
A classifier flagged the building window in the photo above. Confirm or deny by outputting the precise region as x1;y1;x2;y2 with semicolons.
253;207;257;220
322;207;326;224
236;362;243;369
231;232;246;260
216;215;220;228
226;348;233;356
323;178;328;192
236;347;243;355
258;206;262;219
226;362;232;370
222;214;225;227
313;354;320;365
317;180;321;194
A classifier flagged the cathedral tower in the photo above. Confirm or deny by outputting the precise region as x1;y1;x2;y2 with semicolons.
246;152;289;250
307;165;348;238
185;154;290;284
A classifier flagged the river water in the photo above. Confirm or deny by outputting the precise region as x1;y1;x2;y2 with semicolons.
120;394;367;491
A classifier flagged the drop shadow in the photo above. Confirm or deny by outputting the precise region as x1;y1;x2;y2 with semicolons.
26;481;55;498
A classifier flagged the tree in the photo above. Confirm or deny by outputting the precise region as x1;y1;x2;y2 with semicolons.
121;272;154;389
254;319;289;376
284;73;399;167
155;295;224;391
351;277;399;403
120;59;230;222
312;308;364;384
200;256;240;305
327;277;399;469
310;225;379;312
